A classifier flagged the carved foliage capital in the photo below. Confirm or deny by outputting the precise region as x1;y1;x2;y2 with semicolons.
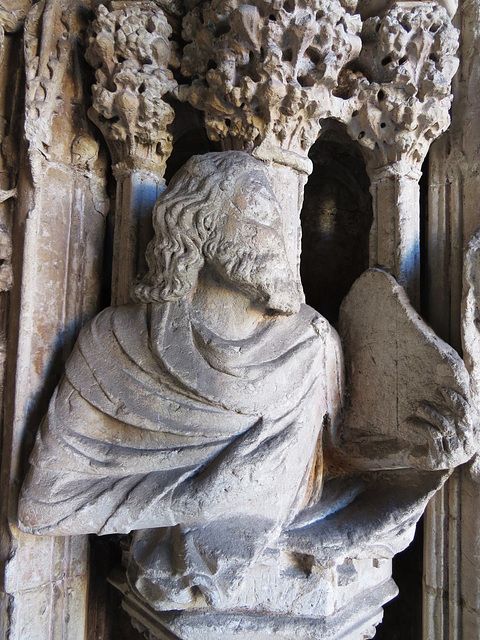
86;2;177;174
178;0;361;156
347;3;459;172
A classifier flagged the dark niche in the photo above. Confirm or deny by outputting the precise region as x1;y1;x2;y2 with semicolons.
300;119;372;324
165;101;221;183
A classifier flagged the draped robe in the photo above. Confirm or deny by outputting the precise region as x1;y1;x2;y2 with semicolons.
19;298;343;602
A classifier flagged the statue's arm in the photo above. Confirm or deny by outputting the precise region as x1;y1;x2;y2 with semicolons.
17;379;189;536
18;366;316;536
18;376;317;536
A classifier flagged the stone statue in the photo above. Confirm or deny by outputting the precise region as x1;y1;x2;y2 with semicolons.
18;151;477;639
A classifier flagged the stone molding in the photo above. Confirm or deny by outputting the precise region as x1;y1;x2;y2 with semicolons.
85;0;177;176
24;0;70;179
0;4;28;292
176;0;362;157
347;2;459;173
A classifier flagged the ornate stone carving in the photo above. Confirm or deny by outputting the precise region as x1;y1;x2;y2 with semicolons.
0;4;27;293
85;1;179;306
356;0;458;20
85;1;177;176
24;0;71;178
18;152;476;640
177;0;361;158
347;2;459;171
340;2;460;308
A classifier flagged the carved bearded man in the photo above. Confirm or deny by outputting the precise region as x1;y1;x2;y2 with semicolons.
18;152;344;605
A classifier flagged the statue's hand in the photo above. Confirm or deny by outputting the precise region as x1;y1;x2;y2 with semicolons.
339;268;478;473
408;386;478;470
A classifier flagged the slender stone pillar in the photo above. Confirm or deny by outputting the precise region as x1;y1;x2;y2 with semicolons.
347;2;459;308
0;3;108;640
423;0;480;637
86;1;177;304
252;146;312;288
368;163;422;307
110;166;164;306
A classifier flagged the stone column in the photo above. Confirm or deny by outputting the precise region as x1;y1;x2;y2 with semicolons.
423;0;480;637
367;162;422;305
176;0;362;279
0;2;108;639
347;2;459;308
253;152;311;285
85;1;177;305
0;4;24;471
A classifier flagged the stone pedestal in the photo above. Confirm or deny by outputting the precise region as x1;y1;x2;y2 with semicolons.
118;583;395;640
119;465;449;640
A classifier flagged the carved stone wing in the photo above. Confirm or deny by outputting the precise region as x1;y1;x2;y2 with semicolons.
337;268;477;472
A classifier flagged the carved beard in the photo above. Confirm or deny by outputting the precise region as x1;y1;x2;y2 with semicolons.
212;242;303;316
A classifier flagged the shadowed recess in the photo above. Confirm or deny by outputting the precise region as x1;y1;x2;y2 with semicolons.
300;119;372;324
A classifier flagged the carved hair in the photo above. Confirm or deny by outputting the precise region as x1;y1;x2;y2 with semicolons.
133;151;267;303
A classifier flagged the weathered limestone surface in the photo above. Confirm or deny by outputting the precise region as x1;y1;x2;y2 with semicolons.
340;269;476;472
86;1;176;175
175;0;361;283
176;0;460;311
424;228;480;640
422;1;480;638
0;1;23;472
177;0;361;156
18;153;478;640
86;0;177;304
0;2;108;640
349;2;459;307
348;4;459;171
0;0;474;638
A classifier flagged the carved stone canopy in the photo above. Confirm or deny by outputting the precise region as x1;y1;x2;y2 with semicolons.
177;0;362;156
348;2;459;172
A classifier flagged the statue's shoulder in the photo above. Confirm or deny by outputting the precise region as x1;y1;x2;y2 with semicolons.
79;302;148;337
298;303;341;345
67;302;151;385
74;302;149;354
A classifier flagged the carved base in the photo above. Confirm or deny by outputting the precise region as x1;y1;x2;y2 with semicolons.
112;472;447;640
113;567;397;640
